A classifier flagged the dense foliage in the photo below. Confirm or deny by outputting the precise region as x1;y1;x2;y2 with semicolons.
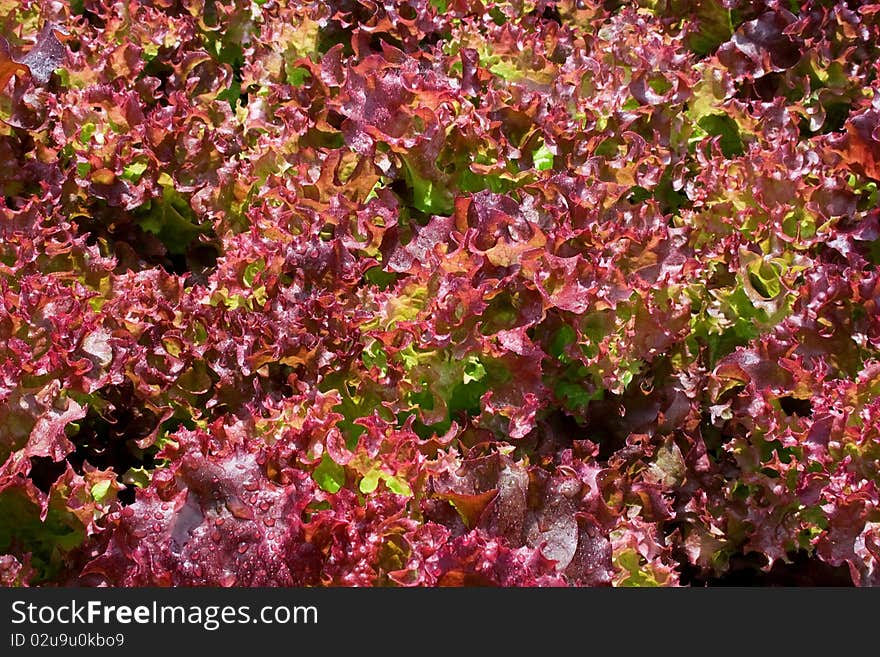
2;0;880;587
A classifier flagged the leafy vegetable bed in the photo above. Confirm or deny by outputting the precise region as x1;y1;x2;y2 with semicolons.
2;0;879;587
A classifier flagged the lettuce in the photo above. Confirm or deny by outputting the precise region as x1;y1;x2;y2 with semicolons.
2;0;880;587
